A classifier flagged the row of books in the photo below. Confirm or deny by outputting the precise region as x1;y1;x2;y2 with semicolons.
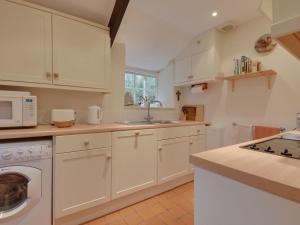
233;56;261;75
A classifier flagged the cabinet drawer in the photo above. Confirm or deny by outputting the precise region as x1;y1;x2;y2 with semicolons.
189;125;205;136
112;129;156;139
157;126;190;140
55;133;111;153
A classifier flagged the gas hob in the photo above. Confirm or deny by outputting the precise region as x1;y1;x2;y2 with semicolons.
241;133;300;160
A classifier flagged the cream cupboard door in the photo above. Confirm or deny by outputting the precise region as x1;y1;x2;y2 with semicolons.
175;57;192;84
158;137;190;183
112;130;157;199
52;15;110;89
0;1;52;84
55;148;111;218
189;135;206;171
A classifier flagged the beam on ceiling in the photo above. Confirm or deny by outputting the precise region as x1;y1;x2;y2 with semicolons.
108;0;130;46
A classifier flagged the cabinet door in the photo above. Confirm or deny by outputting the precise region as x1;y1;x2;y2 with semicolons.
52;15;110;89
174;57;192;84
189;135;206;171
158;137;190;183
55;148;111;218
112;129;157;199
191;51;211;81
0;1;52;84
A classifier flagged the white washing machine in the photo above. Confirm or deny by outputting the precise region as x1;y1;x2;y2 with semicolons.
0;138;52;225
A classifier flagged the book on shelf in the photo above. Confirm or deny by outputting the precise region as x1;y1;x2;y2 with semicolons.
234;56;260;75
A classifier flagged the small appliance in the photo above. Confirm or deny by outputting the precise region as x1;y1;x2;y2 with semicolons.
88;106;103;125
0;90;37;128
51;109;76;128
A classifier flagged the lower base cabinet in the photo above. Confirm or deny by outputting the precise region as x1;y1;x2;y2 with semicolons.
112;129;157;199
158;137;190;183
55;148;111;218
189;134;206;171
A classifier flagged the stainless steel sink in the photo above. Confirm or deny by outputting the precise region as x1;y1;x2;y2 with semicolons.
120;120;179;125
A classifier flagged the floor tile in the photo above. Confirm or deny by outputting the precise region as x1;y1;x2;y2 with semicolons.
81;182;194;225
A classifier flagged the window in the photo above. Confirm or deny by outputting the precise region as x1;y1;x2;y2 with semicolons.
125;72;157;106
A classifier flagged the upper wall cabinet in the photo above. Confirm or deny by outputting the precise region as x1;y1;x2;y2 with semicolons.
52;15;110;89
0;0;111;92
174;29;221;86
0;1;52;84
271;0;300;60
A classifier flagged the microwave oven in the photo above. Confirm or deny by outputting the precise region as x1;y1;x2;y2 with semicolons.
0;90;37;128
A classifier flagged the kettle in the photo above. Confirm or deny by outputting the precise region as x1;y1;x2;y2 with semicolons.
88;106;103;125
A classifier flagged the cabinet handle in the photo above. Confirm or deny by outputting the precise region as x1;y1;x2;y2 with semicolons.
46;72;52;79
187;75;194;79
84;140;90;146
53;73;59;79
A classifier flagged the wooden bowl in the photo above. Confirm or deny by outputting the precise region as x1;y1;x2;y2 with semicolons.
53;120;75;128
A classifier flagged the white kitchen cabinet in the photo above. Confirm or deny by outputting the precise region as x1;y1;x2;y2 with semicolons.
52;15;110;90
189;135;206;171
175;57;192;84
174;29;221;86
55;147;111;218
158;137;190;183
112;129;157;199
0;1;52;84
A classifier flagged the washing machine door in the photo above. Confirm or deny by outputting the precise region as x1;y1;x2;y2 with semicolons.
0;166;42;221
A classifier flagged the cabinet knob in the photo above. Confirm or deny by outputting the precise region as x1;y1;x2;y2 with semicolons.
158;146;163;151
187;75;194;79
106;154;112;160
134;131;140;136
190;141;193;145
46;72;52;79
53;73;59;79
84;140;90;146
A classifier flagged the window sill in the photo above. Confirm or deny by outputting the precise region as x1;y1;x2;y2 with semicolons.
124;106;177;111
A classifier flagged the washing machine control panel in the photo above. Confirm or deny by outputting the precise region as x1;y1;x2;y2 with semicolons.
0;140;52;163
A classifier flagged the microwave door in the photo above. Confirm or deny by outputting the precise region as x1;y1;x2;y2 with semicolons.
0;97;22;127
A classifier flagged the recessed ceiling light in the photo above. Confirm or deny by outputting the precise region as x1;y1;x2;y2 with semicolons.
212;11;218;17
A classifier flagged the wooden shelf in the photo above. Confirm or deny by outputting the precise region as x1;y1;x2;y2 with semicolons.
222;69;277;92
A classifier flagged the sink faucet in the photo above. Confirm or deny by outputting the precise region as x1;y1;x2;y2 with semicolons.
140;97;163;122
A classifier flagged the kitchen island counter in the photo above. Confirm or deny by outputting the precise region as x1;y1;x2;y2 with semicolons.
190;131;300;204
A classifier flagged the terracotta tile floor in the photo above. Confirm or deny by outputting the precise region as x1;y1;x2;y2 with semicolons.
83;182;194;225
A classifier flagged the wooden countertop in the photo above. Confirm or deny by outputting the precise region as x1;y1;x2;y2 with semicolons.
190;131;300;204
0;121;206;140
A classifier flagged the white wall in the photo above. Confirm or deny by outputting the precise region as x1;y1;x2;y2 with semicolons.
181;16;300;133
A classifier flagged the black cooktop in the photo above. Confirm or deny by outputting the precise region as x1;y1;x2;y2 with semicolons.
240;135;300;160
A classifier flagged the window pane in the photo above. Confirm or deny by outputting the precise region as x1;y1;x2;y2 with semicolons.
125;73;134;89
124;72;158;106
135;75;145;89
145;76;156;91
135;89;144;105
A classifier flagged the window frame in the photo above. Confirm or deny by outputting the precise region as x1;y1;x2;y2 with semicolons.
125;71;158;106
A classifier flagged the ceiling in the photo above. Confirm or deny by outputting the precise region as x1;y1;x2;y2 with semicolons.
25;0;116;25
116;0;263;71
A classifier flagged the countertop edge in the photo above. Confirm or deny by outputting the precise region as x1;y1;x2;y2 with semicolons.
0;121;208;140
190;155;300;204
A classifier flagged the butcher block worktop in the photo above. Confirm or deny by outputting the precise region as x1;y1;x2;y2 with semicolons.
0;121;206;140
190;131;300;204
